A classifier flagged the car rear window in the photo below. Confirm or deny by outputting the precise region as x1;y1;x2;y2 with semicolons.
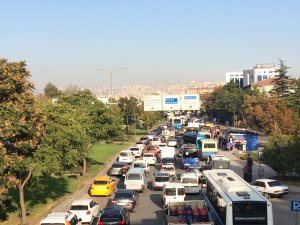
112;164;124;168
268;180;282;187
162;158;174;164
101;215;122;222
93;180;107;185
143;154;153;157
126;174;141;180
155;176;169;182
130;148;139;151
120;152;129;156
115;193;133;199
70;205;89;210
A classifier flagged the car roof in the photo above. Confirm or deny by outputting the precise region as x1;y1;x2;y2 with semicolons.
127;167;145;173
181;173;198;178
94;176;110;181
71;198;93;205
40;212;74;223
164;182;184;188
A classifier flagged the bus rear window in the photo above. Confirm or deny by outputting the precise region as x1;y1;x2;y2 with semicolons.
233;202;267;225
204;143;216;148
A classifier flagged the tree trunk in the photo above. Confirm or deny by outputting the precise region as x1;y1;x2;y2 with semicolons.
18;183;27;225
82;158;87;176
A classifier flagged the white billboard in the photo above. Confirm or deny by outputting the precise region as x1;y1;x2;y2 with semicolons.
143;95;162;111
162;95;180;111
181;94;200;110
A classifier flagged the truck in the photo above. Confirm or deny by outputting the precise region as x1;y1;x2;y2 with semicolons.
164;200;214;225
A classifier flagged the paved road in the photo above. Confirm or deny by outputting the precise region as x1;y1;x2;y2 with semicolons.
49;149;299;225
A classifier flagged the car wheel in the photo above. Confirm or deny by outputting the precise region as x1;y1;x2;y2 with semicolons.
263;192;270;199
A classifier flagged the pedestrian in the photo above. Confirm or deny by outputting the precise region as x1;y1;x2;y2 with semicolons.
247;154;254;169
243;165;249;181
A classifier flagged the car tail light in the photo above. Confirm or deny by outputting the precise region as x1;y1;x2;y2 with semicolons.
128;200;134;203
111;200;117;204
98;221;104;225
274;190;281;193
118;220;126;225
86;210;91;215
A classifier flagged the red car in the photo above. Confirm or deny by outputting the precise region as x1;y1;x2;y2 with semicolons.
145;145;160;155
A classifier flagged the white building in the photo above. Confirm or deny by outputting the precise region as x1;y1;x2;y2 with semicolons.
243;64;279;87
225;72;244;88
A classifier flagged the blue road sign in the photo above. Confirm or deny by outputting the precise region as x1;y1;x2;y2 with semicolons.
184;96;197;100
291;200;300;212
165;98;178;104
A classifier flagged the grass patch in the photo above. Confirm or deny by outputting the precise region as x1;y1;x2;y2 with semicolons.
2;140;138;225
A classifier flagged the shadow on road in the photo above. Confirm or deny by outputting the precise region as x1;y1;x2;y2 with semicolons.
133;209;165;225
149;193;163;209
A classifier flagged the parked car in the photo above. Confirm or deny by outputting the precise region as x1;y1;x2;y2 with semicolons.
69;199;99;224
152;172;171;191
129;146;143;157
144;145;160;155
108;161;129;177
40;212;82;225
89;176;116;196
111;189;139;212
118;150;135;164
252;179;289;198
160;165;176;178
142;153;157;165
98;206;130;225
132;160;150;175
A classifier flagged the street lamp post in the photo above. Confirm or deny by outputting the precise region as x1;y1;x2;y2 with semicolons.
99;67;127;103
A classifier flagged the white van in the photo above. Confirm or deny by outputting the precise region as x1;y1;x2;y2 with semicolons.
162;183;185;206
160;146;175;159
40;212;82;225
124;167;147;192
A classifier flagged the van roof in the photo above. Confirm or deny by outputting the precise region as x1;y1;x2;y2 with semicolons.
163;182;184;188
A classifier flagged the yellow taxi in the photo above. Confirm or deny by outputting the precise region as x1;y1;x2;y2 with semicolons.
204;122;214;127
89;176;116;196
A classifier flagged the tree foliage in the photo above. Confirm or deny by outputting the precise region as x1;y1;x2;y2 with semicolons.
243;94;300;135
285;78;300;115
43;82;62;98
118;96;142;125
0;59;46;224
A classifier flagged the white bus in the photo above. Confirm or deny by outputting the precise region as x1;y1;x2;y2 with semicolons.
203;169;273;225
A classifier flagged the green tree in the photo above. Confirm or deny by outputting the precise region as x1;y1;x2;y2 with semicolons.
43;82;62;98
285;78;300;115
0;59;46;224
271;59;293;98
118;97;142;126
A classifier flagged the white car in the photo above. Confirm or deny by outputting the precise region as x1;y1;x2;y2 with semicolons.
129;146;143;157
132;160;150;175
142;153;157;165
151;136;161;146
40;212;82;225
160;165;176;177
158;143;167;149
118;150;135;164
167;138;177;147
69;199;99;224
179;173;201;194
252;179;289;199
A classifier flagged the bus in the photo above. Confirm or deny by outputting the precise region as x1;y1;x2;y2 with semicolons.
202;169;273;225
182;133;207;153
199;139;218;159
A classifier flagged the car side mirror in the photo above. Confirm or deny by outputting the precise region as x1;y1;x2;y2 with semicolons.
78;218;82;222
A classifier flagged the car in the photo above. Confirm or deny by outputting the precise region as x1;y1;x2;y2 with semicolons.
160;157;175;168
160;165;176;178
132;160;150;175
69;199;99;224
135;141;145;149
118;150;135;164
129;146;143;157
139;135;148;144
186;165;203;180
89;176;116;196
40;212;82;225
204;122;213;127
251;179;289;199
108;161;129;177
152;172;171;191
142;153;157;165
150;136;161;146
167;138;177;147
158;142;167;149
111;189;139;212
144;145;160;155
98;206;130;225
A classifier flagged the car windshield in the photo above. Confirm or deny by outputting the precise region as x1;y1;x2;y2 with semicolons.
101;215;122;222
162;167;174;171
268;180;282;187
115;193;133;199
120;152;129;156
70;205;88;210
93;180;107;185
155;176;169;182
181;178;198;183
126;174;141;180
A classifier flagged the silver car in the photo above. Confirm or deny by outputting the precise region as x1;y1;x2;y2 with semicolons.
108;161;128;176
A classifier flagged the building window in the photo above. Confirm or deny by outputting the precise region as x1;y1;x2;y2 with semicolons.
257;75;262;82
263;75;268;80
230;78;234;82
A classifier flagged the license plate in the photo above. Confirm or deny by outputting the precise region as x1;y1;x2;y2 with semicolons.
118;203;127;206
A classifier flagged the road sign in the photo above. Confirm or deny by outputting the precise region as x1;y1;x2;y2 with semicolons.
143;95;162;111
181;94;200;110
162;95;180;111
291;200;300;212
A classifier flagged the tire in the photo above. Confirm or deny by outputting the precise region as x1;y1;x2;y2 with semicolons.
263;192;270;199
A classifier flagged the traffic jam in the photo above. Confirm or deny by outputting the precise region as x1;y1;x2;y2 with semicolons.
40;117;286;225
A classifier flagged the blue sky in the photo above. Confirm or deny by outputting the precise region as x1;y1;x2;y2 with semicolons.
1;0;300;92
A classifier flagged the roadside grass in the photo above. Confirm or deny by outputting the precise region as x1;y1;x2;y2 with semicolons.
2;137;141;225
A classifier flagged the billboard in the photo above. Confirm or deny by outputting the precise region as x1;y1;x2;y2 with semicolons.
143;95;162;111
162;95;180;111
181;94;200;110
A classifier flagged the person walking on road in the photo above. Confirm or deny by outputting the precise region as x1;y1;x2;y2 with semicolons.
246;154;254;182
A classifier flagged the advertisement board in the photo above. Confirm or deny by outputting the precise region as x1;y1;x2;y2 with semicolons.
181;94;200;110
143;95;162;111
162;95;180;111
